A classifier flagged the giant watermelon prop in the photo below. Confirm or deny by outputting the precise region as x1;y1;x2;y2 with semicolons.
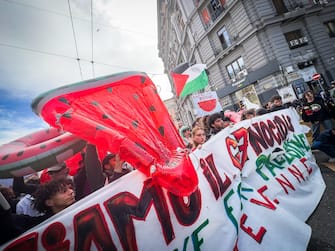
0;127;86;178
31;72;198;196
198;99;217;112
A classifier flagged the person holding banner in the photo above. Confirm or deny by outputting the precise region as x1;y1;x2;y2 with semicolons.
85;144;132;192
102;153;131;184
0;178;76;245
33;178;75;215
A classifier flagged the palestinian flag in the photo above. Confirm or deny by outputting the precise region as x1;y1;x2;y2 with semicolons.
171;63;208;98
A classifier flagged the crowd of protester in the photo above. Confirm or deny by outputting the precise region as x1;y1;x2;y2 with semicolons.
0;144;134;245
1;85;335;245
177;88;335;157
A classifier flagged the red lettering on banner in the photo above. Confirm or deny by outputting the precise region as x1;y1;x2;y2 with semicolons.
4;232;38;251
300;157;313;174
288;164;305;183
226;127;249;170
200;154;232;200
283;115;294;131
250;185;277;210
41;222;70;250
168;189;201;226
104;179;174;251
73;204;116;251
205;154;232;197
240;214;267;243
248;123;267;155
267;120;281;145
260;121;275;147
200;158;220;199
274;116;289;140
275;174;296;194
248;115;294;155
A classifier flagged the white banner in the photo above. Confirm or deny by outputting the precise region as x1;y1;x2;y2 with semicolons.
192;91;222;117
1;108;325;251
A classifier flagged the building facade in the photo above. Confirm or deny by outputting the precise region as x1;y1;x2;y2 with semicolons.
157;0;335;126
163;97;180;126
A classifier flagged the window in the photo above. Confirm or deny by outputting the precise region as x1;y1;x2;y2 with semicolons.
201;7;212;28
272;0;288;14
217;26;232;50
284;30;308;49
226;57;245;80
201;0;226;27
207;0;225;21
324;20;335;38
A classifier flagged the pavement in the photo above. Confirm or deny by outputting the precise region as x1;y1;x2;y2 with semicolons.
307;151;335;251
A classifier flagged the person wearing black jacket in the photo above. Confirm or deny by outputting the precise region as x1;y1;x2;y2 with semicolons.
84;144;132;192
0;178;75;245
207;112;231;140
301;90;333;142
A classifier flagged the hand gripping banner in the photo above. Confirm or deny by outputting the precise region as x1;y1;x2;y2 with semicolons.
31;72;198;196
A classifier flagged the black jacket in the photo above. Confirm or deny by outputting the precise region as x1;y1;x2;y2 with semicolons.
0;207;49;245
301;97;331;123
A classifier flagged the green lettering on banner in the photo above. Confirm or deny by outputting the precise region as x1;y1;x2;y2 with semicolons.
255;134;311;181
237;182;253;207
173;241;189;251
173;219;209;251
290;134;310;152
182;236;190;251
256;155;285;181
283;137;308;162
224;189;238;233
191;219;209;251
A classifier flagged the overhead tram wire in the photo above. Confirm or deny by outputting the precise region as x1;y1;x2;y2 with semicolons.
67;0;83;80
0;42;75;61
90;0;95;78
0;42;167;77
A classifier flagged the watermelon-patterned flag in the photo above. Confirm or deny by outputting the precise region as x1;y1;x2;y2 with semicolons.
171;63;208;98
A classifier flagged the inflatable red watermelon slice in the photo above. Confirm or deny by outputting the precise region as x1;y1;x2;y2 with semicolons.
32;72;198;196
198;99;217;112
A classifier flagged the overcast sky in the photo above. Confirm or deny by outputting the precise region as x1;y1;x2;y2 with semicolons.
0;0;173;144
